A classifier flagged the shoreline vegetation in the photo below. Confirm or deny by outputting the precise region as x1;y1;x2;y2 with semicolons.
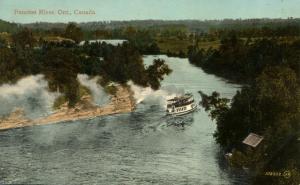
0;22;172;131
1;18;300;184
188;31;300;184
0;84;135;131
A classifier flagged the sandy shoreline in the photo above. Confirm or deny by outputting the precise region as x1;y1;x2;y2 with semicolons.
0;85;136;131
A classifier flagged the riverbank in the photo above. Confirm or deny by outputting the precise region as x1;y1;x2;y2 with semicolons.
0;85;136;131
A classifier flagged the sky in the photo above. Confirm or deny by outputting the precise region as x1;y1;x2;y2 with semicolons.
0;0;299;23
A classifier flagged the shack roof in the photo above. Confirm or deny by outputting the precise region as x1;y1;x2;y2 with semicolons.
242;133;264;148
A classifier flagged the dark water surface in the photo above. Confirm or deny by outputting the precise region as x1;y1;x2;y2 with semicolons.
0;55;250;185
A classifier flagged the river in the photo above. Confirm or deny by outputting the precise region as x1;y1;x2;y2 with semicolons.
0;55;250;185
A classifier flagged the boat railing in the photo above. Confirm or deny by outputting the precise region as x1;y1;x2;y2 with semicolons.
171;100;194;107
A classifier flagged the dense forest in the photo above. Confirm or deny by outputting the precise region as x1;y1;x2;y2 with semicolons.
22;18;300;32
1;18;300;184
3;18;300;57
190;31;300;184
188;32;300;82
0;23;172;107
0;19;20;33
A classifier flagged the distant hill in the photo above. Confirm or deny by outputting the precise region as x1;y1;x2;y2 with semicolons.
0;19;20;33
1;18;300;33
21;18;300;32
22;22;67;30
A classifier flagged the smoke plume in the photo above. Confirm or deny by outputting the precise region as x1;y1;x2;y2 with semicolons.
0;75;60;119
128;81;184;108
77;74;109;106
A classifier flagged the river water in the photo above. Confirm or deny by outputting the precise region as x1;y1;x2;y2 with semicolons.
0;55;249;185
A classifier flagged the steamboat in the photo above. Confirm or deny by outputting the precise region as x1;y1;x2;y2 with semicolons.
166;93;197;116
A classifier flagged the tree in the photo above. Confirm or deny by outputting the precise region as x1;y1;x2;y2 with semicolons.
0;48;18;84
199;67;300;182
43;48;80;107
199;91;230;120
254;66;299;132
0;37;7;48
123;26;137;40
64;23;83;43
12;27;36;48
199;65;300;147
146;59;172;90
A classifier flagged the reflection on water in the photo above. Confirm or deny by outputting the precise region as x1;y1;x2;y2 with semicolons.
0;55;250;185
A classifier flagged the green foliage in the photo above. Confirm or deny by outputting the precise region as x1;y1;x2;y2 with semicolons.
192;32;300;174
253;159;300;185
0;37;7;48
65;80;80;107
199;64;300;185
0;19;19;33
193;28;300;184
0;28;172;108
229;148;263;168
93;29;112;39
79;85;91;97
63;23;83;43
255;67;299;131
156;37;190;56
53;95;66;110
12;28;36;48
188;32;300;83
78;41;172;90
146;59;173;90
0;48;18;84
278;167;300;185
42;48;81;107
200;66;300;148
199;91;230;120
104;84;117;95
0;47;40;84
53;85;91;109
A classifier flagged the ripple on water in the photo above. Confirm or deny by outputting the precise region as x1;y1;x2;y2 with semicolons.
0;55;249;185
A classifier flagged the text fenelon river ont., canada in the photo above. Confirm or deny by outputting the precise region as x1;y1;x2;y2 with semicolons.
14;9;96;16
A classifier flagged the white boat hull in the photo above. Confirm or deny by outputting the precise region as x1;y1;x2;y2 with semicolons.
166;103;197;116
